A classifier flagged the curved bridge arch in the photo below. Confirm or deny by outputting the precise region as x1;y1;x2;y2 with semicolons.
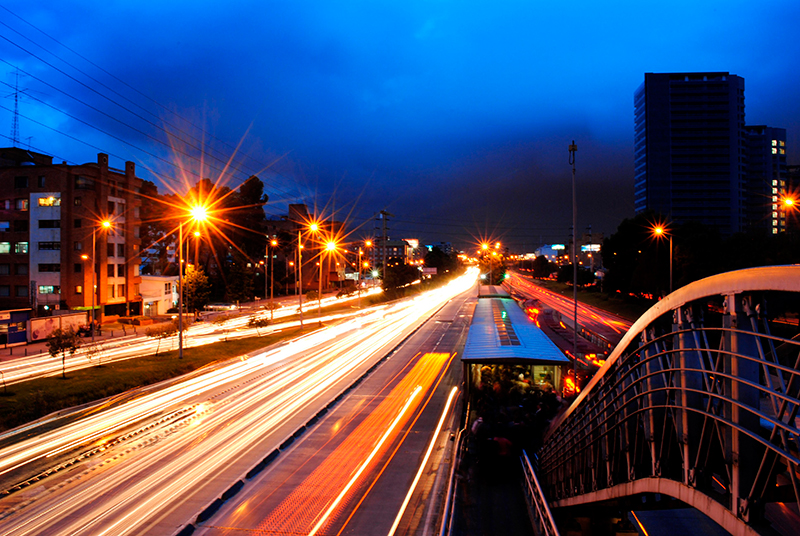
538;266;800;535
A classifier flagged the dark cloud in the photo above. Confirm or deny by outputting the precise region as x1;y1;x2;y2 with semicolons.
1;0;799;250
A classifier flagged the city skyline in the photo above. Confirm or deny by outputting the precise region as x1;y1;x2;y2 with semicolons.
1;1;799;250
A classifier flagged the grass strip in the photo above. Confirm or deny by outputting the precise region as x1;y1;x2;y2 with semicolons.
0;326;316;434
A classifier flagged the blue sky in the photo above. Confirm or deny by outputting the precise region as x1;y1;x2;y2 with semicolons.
2;1;799;250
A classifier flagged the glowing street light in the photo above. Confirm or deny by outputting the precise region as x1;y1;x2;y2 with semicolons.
651;224;673;294
87;220;112;343
178;204;210;359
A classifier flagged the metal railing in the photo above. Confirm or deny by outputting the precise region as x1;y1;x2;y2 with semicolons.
521;450;560;536
538;266;800;536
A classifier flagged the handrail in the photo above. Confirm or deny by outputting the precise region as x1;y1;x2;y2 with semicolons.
439;398;469;536
521;450;560;536
537;266;800;535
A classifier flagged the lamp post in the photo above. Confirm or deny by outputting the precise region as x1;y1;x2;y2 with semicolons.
320;240;336;318
569;140;578;391
270;238;277;321
85;220;111;343
653;225;673;294
297;230;303;327
179;205;208;359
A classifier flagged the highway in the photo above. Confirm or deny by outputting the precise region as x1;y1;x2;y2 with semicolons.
0;271;477;535
0;287;384;386
196;289;474;536
505;271;632;346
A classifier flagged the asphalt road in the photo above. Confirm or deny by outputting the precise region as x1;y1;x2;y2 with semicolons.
196;289;477;536
0;271;478;535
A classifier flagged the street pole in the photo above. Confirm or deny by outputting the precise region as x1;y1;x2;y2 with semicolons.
669;235;673;294
569;140;578;391
318;254;323;319
178;222;183;359
270;240;275;321
298;230;303;327
357;249;362;309
264;240;268;306
91;228;96;344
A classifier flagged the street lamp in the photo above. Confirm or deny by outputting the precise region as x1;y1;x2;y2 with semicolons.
178;205;208;359
317;240;337;317
85;220;112;343
652;225;673;294
297;221;319;327
269;238;277;321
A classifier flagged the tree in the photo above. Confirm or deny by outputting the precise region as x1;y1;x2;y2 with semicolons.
248;316;271;336
557;264;595;286
145;321;179;356
382;263;419;296
532;255;555;279
183;267;212;313
47;327;82;379
225;253;255;303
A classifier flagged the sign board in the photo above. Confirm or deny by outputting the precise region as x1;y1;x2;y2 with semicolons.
422;267;437;275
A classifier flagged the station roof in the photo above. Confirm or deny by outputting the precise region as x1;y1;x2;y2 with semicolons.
462;297;570;365
477;285;509;298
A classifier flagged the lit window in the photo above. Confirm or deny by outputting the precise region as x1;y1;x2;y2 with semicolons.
780;149;785;155
773;196;778;202
772;148;778;155
75;285;83;294
772;140;778;146
773;180;778;186
773;211;778;218
38;285;60;294
37;196;61;207
780;140;785;147
15;199;28;211
0;242;10;254
772;188;778;194
772;229;778;234
0;221;8;232
14;242;28;254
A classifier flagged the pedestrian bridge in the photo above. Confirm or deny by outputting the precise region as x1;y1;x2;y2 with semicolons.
536;266;800;535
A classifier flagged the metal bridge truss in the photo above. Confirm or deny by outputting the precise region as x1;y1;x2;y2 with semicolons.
538;267;800;535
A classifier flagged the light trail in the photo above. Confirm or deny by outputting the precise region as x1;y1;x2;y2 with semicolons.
0;270;478;536
387;385;459;536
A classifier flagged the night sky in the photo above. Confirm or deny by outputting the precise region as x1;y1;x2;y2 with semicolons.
2;1;799;252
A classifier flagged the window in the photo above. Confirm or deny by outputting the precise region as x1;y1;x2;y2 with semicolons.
108;201;115;215
108;264;115;277
37;176;45;188
15;264;28;275
107;243;115;257
0;242;10;254
14;220;28;232
2;200;9;210
0;285;9;297
38;219;60;229
75;285;83;294
74;218;82;228
117;284;125;297
38;285;60;294
74;197;82;206
0;221;8;232
134;225;140;238
165;283;172;293
14;176;27;189
15;285;28;297
15;199;28;211
108;285;115;298
38;263;60;272
37;196;60;207
75;176;95;189
134;283;140;296
37;242;59;250
0;264;8;275
74;263;82;273
117;264;125;277
117;244;125;257
15;242;28;254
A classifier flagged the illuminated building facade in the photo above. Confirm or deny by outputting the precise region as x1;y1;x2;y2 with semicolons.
745;126;788;233
0;148;142;317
